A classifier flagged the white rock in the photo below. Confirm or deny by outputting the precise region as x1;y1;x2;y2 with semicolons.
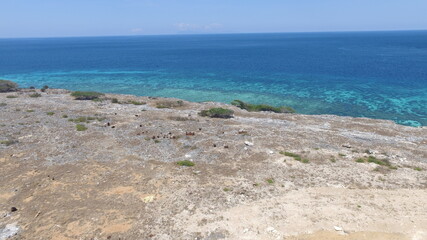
334;226;343;231
244;141;254;146
0;223;19;240
185;154;191;158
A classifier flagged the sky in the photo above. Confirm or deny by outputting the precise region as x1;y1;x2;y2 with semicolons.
1;0;427;38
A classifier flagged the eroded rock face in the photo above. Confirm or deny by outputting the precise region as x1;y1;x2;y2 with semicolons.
0;90;426;239
0;80;18;93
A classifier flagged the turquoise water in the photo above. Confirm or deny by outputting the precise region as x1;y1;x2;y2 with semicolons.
0;31;426;126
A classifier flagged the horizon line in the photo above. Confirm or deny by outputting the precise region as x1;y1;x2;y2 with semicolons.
1;28;426;40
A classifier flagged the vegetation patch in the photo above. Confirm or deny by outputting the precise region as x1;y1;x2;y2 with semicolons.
68;116;105;123
0;140;17;146
111;98;119;103
266;178;274;184
0;80;18;92
355;156;396;169
75;124;88;131
46;112;55;116
130;100;146;105
71;91;104;100
156;100;184;109
26;109;35;112
29;93;42;98
279;151;309;163
6;95;18;98
41;85;49;92
176;160;195;167
231;100;295;113
199;108;234;119
0;103;6;107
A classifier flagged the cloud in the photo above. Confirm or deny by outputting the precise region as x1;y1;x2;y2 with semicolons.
130;28;143;33
174;23;222;32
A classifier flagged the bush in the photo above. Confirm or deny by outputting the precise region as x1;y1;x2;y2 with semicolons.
76;124;88;131
176;160;195;167
41;85;49;92
199;108;234;119
156;100;184;108
231;100;295;113
6;95;17;98
130;100;145;105
0;80;18;92
111;98;119;103
29;93;42;98
46;112;55;116
0;140;17;146
71;91;104;100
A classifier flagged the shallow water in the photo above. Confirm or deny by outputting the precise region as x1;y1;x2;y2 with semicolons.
1;31;426;126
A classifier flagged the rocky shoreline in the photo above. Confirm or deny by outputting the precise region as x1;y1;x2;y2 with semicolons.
1;88;426;240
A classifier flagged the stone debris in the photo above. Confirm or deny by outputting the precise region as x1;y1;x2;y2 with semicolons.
0;223;19;240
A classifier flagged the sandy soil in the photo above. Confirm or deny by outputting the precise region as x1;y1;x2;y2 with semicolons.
1;89;426;240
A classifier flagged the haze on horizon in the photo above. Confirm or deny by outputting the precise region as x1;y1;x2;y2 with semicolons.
1;0;427;38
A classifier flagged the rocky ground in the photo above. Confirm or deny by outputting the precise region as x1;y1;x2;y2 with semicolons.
1;89;426;240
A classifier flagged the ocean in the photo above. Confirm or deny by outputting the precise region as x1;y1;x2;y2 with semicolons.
1;31;426;126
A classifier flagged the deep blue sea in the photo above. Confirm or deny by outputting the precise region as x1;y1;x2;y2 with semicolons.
1;31;426;126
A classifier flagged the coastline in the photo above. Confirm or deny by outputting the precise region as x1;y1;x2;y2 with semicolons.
1;88;426;239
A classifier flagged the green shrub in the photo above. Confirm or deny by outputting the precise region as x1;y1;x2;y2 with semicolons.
199;108;234;119
71;91;104;100
29;93;42;98
76;124;88;131
266;178;274;184
231;100;295;113
62;114;68;118
111;98;119;103
0;140;17;146
41;85;49;92
130;100;146;105
156;100;184;108
176;160;195;167
0;80;18;92
46;112;55;116
0;103;6;107
6;95;17;98
26;109;35;112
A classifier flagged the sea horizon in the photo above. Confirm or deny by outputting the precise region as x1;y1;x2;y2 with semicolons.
1;31;426;126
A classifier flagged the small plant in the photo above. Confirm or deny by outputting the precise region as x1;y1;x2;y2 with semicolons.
26;109;34;112
338;153;346;157
62;114;68;118
266;178;274;184
130;100;145;105
76;124;88;131
414;167;423;171
71;91;104;100
231;100;295;113
0;103;6;107
223;188;232;192
154;139;160;143
280;151;302;161
0;140;17;146
156;100;185;109
6;95;17;98
29;93;42;98
199;108;234;119
0;80;18;92
46;112;55;116
176;160;195;167
355;158;365;163
111;98;119;103
41;85;49;92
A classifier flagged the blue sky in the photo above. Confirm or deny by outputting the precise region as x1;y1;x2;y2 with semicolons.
1;0;426;38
